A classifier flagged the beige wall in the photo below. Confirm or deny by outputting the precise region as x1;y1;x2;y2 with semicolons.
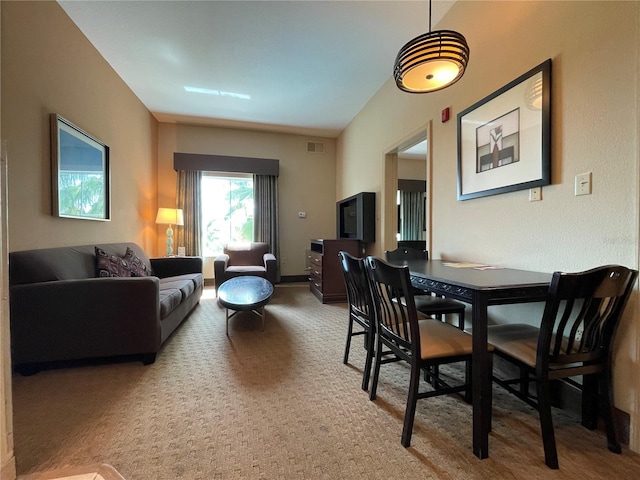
398;157;426;181
158;123;337;277
337;1;640;450
1;1;158;255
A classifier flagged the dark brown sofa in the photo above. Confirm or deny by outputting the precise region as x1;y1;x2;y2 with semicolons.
9;242;203;374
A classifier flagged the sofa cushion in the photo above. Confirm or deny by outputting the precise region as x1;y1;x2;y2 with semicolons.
162;273;204;290
159;288;183;318
159;277;195;300
124;247;152;277
95;247;132;278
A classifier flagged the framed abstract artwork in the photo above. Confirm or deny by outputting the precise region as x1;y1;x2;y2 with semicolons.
51;114;110;220
457;59;551;200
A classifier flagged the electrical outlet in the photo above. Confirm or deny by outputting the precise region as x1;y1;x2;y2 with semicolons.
529;187;541;202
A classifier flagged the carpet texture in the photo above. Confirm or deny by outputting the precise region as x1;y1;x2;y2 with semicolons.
12;285;640;479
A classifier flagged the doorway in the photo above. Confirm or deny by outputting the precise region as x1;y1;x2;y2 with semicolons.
383;124;431;254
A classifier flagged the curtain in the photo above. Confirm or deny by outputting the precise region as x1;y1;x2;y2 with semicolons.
254;174;280;281
400;190;424;240
176;170;202;256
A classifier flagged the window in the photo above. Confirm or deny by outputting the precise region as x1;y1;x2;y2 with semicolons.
201;174;253;256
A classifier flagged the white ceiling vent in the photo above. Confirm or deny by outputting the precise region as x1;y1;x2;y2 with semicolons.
306;141;325;154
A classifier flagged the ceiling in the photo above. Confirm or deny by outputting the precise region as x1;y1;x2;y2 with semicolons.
58;0;455;138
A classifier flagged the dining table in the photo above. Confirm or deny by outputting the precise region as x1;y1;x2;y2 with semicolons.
387;258;552;460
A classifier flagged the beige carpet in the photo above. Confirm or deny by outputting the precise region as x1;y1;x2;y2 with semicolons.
12;285;640;479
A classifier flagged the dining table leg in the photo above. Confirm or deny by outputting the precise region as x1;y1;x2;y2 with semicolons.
471;291;491;459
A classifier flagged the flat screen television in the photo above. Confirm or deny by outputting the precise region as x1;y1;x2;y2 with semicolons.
336;192;375;243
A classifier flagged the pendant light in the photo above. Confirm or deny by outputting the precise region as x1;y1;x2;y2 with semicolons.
394;0;469;93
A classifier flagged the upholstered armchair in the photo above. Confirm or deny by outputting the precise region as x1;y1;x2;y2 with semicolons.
214;242;277;290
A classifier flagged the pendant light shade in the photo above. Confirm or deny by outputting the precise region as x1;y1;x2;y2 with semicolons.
394;2;469;93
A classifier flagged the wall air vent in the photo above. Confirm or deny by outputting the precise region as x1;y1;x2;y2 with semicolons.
306;141;325;154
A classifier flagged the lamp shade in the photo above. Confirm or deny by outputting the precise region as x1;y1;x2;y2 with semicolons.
155;207;184;226
394;30;469;93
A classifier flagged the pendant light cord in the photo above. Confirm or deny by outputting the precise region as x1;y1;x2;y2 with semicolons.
428;0;432;33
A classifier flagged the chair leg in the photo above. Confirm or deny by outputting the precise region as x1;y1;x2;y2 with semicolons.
362;329;374;391
343;316;354;364
536;377;559;469
487;354;493;432
369;335;382;401
424;365;439;386
401;360;421;447
464;359;472;404
581;373;598;430
599;369;622;454
457;308;465;330
518;366;529;396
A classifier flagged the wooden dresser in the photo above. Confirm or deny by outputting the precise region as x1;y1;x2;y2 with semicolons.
309;238;361;303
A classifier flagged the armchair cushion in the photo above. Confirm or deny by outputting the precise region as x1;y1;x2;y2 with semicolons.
224;242;270;265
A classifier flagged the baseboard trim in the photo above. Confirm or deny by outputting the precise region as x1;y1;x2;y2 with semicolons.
280;275;308;283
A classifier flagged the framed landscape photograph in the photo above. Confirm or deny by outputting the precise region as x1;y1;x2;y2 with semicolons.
457;59;551;200
51;114;110;220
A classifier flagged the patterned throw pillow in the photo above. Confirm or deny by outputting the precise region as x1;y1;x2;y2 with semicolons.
95;247;132;278
124;247;152;277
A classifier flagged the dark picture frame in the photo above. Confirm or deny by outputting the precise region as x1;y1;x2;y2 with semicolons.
457;59;551;200
51;114;110;220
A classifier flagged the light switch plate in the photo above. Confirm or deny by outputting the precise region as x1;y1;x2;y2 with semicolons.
575;172;592;196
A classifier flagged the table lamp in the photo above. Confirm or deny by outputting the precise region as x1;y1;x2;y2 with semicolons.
156;207;184;256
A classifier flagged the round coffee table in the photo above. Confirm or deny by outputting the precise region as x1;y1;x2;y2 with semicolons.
217;276;274;335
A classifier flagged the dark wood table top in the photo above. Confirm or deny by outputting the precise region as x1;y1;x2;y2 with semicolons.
392;259;552;291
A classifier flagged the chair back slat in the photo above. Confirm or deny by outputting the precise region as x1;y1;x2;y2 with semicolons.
365;256;418;353
539;265;637;369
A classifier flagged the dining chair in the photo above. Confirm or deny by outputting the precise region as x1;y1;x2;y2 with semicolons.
487;265;638;469
385;247;466;330
365;256;487;447
338;251;376;391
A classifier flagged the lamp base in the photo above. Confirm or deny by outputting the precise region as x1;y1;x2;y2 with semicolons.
165;225;174;256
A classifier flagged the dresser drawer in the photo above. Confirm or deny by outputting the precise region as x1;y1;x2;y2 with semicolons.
309;263;322;279
309;251;322;267
309;271;322;290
